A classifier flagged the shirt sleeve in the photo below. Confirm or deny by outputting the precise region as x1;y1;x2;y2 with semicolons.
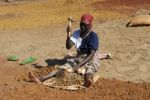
70;36;76;44
70;30;80;44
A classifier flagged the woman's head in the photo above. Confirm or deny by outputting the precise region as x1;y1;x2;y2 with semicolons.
80;14;93;34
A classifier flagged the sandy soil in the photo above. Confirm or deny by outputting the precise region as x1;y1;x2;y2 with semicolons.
90;0;150;15
0;0;150;100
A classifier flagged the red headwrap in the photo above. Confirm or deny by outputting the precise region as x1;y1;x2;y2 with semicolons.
81;14;93;25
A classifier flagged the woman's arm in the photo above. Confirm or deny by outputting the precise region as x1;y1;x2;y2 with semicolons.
74;49;96;71
66;25;74;49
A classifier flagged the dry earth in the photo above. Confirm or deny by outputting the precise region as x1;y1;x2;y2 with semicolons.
0;0;150;100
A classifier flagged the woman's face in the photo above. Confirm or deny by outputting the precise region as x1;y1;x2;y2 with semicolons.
80;21;91;34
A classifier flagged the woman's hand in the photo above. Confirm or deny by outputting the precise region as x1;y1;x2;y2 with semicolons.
66;25;71;36
73;66;80;73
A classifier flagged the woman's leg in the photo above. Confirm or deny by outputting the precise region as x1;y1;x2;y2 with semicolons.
28;72;42;84
29;70;58;83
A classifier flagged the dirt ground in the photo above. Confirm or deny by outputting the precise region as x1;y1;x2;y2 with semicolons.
0;0;150;100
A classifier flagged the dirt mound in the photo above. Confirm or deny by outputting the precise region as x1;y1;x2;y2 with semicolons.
4;78;150;100
44;72;84;87
33;67;84;87
90;0;150;15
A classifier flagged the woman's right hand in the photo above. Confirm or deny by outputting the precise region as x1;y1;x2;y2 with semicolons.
66;25;71;34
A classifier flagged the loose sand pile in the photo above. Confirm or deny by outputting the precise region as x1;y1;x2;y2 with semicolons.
33;67;84;87
43;72;84;87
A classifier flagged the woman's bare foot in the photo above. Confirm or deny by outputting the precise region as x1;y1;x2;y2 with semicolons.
106;53;112;59
98;53;112;60
83;73;93;88
28;72;42;84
